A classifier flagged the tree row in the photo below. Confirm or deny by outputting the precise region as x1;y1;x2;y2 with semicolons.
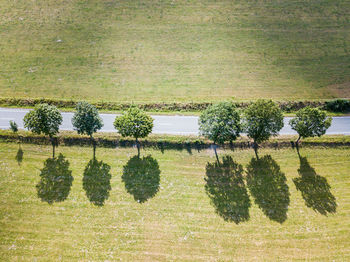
9;99;332;159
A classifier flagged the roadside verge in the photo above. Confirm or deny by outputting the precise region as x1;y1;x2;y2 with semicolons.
1;130;349;151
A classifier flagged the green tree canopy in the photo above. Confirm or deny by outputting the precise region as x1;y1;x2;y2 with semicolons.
72;102;103;158
114;107;153;139
289;107;332;144
24;103;62;157
114;107;153;155
24;103;62;137
72;101;103;137
243;99;283;156
199;102;242;145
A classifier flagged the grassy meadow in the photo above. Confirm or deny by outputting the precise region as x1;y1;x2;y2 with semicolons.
0;141;350;260
1;0;350;103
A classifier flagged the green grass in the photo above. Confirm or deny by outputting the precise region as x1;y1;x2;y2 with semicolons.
1;0;349;104
2;129;350;152
1;142;350;260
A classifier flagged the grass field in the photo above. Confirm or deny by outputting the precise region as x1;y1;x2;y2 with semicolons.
0;142;349;260
1;0;350;103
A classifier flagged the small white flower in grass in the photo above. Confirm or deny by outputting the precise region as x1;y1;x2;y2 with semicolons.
9;244;16;250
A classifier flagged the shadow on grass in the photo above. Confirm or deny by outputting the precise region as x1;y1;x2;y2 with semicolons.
15;146;24;166
36;154;73;204
243;1;350;95
83;159;112;206
122;155;160;203
293;155;337;215
205;156;251;224
246;155;290;223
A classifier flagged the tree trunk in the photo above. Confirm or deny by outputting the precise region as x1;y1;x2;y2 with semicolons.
296;135;301;146
91;136;96;160
136;137;140;158
253;141;259;160
51;137;55;158
213;143;220;164
17;133;21;150
296;143;301;159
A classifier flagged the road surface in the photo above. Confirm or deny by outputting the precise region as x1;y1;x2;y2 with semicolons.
0;107;349;135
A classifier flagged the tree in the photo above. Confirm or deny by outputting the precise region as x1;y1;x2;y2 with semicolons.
24;103;62;158
72;101;103;159
199;102;241;162
114;107;153;156
9;120;20;144
243;99;284;158
289;107;332;146
10;120;23;165
9;120;18;133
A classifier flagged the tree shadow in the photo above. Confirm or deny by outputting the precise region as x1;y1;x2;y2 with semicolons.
246;155;290;223
15;146;24;166
36;154;73;204
122;155;161;203
293;155;337;215
205;156;251;224
83;159;112;206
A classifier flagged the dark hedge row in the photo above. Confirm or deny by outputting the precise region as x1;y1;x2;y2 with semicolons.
324;99;350;113
1;98;349;113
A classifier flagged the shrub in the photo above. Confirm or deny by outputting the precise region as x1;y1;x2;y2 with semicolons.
9;120;18;133
324;99;350;113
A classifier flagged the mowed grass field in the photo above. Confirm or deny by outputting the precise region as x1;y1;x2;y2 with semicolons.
1;0;350;103
0;141;350;260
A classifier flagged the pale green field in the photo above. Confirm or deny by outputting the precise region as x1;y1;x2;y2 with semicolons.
0;142;350;260
0;0;349;103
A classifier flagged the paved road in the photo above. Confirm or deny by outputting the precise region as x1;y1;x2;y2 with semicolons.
0;107;349;135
